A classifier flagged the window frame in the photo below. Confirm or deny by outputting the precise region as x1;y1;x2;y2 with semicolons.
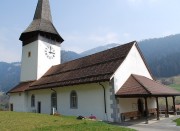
70;91;78;109
51;92;57;109
31;94;35;107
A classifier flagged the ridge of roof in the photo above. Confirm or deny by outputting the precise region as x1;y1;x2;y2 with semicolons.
44;41;135;77
110;41;136;80
131;74;152;94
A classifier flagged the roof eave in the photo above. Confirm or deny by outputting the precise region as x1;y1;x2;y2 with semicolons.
19;31;64;43
27;79;110;91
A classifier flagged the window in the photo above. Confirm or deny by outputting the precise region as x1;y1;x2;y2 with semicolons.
31;95;35;107
70;91;78;109
28;52;31;57
51;92;57;109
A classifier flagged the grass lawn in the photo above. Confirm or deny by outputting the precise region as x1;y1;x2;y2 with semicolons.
0;111;135;131
174;118;180;126
170;84;180;91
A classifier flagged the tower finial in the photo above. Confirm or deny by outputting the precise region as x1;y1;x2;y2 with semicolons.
33;0;52;22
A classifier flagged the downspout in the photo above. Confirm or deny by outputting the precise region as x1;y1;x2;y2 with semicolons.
51;88;57;93
99;82;108;121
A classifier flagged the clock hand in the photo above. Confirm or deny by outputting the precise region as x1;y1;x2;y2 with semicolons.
50;46;52;52
49;52;55;54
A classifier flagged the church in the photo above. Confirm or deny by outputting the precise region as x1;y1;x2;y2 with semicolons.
8;0;180;123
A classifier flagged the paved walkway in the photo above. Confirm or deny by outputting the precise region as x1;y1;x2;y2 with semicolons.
120;115;180;131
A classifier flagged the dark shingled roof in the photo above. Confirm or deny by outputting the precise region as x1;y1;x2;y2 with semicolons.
116;74;180;97
27;41;136;90
19;0;63;43
8;41;135;93
8;81;34;93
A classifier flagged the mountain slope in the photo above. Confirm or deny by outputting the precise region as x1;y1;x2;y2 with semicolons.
61;50;81;63
0;62;20;92
139;34;180;78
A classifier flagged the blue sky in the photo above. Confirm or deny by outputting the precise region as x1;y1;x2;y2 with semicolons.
0;0;180;62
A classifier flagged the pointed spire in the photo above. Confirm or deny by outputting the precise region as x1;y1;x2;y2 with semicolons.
33;0;52;22
19;0;64;45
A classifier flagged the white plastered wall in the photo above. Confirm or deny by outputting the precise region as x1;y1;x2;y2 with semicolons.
26;82;114;122
37;36;60;80
20;42;38;82
9;92;28;112
27;89;52;114
56;83;113;121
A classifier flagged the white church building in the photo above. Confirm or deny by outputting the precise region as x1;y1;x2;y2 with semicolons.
8;0;180;123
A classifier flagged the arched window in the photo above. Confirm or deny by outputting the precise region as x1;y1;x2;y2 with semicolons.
31;95;35;107
51;92;57;109
70;91;78;109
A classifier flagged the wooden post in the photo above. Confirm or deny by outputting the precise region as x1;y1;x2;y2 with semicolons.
144;97;149;124
165;97;169;117
156;97;160;120
172;96;176;115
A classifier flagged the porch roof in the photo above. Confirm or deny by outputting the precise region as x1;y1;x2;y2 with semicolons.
116;74;180;97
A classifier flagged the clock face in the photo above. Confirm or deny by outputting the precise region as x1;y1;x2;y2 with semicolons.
45;45;55;59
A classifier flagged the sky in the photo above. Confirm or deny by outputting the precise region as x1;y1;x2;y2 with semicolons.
0;0;180;63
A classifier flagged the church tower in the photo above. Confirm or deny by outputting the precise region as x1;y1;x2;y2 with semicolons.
19;0;63;82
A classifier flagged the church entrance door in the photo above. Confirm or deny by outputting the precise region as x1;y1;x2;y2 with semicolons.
37;101;41;113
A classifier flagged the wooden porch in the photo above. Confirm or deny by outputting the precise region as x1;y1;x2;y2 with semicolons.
116;74;180;124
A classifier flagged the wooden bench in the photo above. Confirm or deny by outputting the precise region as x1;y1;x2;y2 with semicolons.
121;111;141;121
148;108;157;115
121;109;157;121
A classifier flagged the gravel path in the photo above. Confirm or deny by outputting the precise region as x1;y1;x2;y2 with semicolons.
120;115;180;131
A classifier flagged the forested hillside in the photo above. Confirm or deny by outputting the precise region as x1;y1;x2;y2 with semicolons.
139;34;180;78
